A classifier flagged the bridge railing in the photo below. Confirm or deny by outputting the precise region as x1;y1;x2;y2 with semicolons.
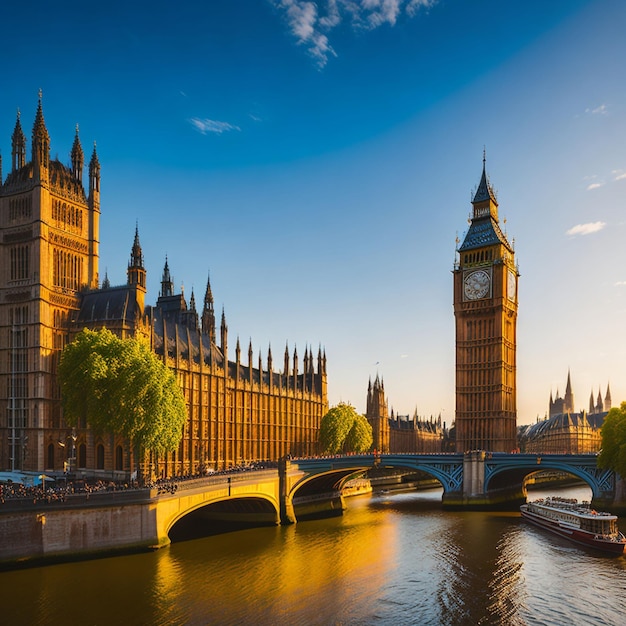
153;469;281;495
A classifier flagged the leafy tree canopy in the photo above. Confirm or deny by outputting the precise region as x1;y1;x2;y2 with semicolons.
319;403;373;454
598;401;626;478
58;328;187;455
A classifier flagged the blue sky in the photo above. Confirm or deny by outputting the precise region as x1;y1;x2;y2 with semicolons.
2;0;625;425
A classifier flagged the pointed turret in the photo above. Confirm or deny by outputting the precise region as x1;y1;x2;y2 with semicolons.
220;307;228;357
102;270;110;289
201;273;216;342
604;384;612;412
71;124;84;183
160;256;174;297
88;141;100;208
267;344;273;373
11;109;26;172
589;390;595;414
31;92;50;181
564;370;574;414
127;225;146;291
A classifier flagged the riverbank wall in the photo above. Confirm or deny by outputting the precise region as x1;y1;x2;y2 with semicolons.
0;490;158;569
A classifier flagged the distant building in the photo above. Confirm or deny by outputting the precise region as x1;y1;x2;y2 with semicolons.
0;96;327;478
520;372;611;454
365;375;447;453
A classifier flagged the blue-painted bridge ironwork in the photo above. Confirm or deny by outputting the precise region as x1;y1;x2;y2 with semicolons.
291;452;616;508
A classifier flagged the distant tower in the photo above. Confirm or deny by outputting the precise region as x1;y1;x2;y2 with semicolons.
366;375;390;453
160;257;174;297
563;370;575;414
201;273;216;343
604;384;612;412
453;155;518;452
127;226;147;311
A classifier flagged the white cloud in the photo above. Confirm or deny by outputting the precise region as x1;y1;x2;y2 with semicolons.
614;172;626;181
272;0;437;67
566;222;606;236
189;118;241;135
585;104;608;115
615;281;626;287
586;182;604;190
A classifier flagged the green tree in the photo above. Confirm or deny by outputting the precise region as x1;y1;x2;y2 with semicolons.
58;328;187;469
598;401;626;478
319;403;373;454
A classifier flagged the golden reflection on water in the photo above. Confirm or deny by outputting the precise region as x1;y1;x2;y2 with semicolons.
153;501;400;624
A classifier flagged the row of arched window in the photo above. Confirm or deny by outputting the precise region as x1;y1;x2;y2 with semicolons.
52;198;84;232
46;442;125;471
464;248;494;265
8;196;32;221
52;249;84;290
9;245;29;281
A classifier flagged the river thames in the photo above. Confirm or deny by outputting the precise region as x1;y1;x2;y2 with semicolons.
1;484;624;625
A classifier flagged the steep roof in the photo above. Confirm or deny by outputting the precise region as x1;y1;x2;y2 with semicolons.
458;215;511;252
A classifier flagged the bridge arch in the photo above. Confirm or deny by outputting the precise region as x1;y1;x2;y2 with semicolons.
290;454;462;503
165;494;281;538
153;476;283;545
483;455;615;500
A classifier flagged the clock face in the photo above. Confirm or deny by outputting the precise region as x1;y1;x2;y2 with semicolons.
507;270;516;301
464;269;490;300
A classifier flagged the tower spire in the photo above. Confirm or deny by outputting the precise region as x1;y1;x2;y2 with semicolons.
127;224;146;290
32;91;50;180
11;109;26;172
88;141;100;206
472;152;498;209
564;369;574;413
201;272;216;342
160;256;174;297
71;123;84;183
220;306;228;357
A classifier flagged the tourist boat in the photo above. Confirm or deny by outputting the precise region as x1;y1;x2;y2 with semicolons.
520;497;626;555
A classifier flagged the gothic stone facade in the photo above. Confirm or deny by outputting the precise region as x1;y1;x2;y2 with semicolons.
519;372;611;454
0;98;327;478
365;375;446;453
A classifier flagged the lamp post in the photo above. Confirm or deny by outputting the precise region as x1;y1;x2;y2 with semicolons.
58;428;77;481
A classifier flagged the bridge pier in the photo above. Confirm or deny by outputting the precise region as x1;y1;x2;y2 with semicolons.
279;457;296;525
442;451;525;510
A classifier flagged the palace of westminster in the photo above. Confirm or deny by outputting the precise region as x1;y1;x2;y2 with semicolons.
0;97;612;479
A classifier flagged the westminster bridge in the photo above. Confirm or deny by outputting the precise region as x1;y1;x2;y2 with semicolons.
0;452;619;567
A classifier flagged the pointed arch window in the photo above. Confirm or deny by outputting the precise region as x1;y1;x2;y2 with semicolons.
96;444;105;470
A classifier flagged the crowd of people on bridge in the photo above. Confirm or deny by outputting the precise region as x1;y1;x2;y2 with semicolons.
0;460;281;506
0;479;134;505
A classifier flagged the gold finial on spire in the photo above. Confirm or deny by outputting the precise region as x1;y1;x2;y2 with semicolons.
38;88;43;101
17;108;20;119
75;123;79;134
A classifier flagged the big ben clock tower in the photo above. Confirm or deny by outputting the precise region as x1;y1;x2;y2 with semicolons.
453;156;518;453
